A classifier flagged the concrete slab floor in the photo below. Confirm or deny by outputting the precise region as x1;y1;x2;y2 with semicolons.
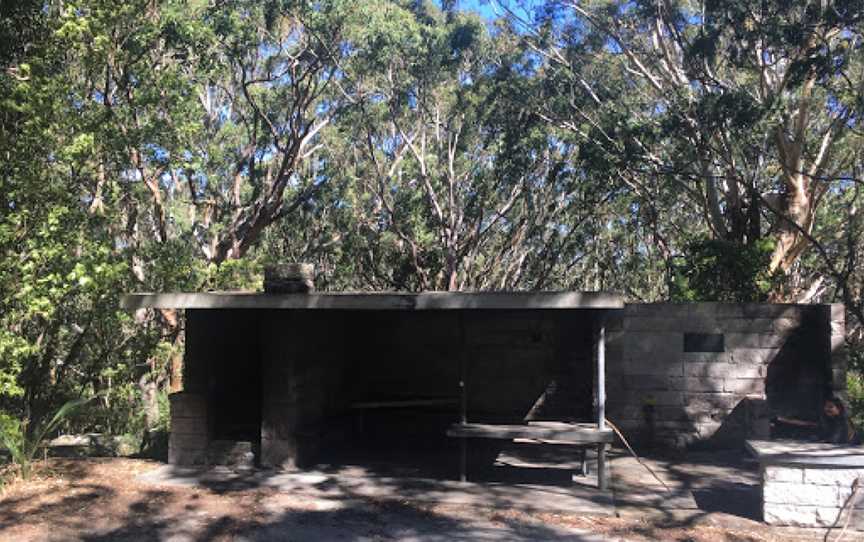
140;464;614;517
139;447;848;541
139;463;618;541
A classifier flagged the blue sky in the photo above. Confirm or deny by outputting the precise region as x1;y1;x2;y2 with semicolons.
447;0;543;23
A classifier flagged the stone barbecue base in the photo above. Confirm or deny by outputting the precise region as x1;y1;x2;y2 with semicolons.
763;465;864;528
747;440;864;529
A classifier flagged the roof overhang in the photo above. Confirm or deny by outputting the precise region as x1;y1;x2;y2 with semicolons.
120;291;624;311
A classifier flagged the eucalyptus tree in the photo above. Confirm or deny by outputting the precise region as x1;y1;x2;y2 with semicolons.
503;0;864;300
289;1;614;292
50;0;423;436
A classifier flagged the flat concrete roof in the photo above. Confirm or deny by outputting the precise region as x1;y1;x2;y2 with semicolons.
120;291;624;311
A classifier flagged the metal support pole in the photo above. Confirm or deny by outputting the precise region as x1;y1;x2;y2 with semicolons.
460;440;467;483
596;314;607;490
459;311;468;482
597;317;606;431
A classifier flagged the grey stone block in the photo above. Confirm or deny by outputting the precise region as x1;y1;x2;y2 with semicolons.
724;378;765;395
725;333;787;349
168;445;207;466
680;377;725;393
624;304;682;317
730;348;779;365
260;436;299;469
622;331;683;359
772;318;803;332
623;359;683;376
636;391;685;406
625;316;721;333
169;433;207;450
763;503;841;527
688;304;744;318
693;421;723;436
681;352;733;364
170;417;206;435
740;304;808;319
653;420;698;431
764;466;804;483
169;392;206;418
207;440;254;467
764;482;842;507
804;468;864;486
623;374;670;391
681;404;719;423
685;362;761;379
715;318;778;333
683;392;737;411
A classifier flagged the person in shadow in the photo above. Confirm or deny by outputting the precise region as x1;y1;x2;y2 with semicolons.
775;396;861;445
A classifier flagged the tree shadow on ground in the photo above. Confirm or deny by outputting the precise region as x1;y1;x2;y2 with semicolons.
610;446;766;530
78;488;601;541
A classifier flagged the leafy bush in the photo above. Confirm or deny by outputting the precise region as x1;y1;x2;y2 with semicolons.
848;371;864;431
671;238;780;302
0;398;88;479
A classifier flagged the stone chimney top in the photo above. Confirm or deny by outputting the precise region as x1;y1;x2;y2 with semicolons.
264;263;315;294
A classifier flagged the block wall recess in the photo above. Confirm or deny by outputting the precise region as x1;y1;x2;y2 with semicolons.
762;465;864;529
259;310;349;469
830;304;848;398
605;303;839;448
168;392;207;465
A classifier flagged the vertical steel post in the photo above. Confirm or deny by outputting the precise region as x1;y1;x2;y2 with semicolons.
596;314;608;491
597;317;606;431
459;311;468;482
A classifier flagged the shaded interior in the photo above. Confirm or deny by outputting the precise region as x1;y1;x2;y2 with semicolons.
190;309;598;478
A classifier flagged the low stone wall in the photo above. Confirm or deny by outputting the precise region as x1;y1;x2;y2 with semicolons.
762;465;864;528
607;303;840;448
168;392;207;465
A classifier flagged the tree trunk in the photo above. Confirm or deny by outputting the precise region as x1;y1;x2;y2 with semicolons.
769;179;812;275
138;368;161;455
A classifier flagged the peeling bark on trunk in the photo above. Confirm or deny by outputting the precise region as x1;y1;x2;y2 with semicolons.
770;185;813;273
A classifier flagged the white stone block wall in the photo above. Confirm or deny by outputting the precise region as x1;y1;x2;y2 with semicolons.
762;466;864;528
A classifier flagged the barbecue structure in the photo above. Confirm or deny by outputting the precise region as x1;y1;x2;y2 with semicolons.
121;288;846;494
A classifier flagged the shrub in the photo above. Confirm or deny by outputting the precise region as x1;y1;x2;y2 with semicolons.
0;398;89;480
848;371;864;431
671;238;780;302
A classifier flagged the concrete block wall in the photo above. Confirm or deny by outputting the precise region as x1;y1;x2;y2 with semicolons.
762;465;864;528
168;392;207;465
606;303;838;448
171;302;845;465
259;310;349;469
831;304;848;397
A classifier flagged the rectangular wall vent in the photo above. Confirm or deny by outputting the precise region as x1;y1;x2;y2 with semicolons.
683;333;725;353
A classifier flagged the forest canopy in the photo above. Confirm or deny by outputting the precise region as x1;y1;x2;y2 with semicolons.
2;0;864;441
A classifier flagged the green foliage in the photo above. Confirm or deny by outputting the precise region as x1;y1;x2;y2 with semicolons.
1;0;863;447
0;398;89;479
671;239;780;302
847;371;864;433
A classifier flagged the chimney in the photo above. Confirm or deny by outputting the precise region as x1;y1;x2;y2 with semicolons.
264;263;315;294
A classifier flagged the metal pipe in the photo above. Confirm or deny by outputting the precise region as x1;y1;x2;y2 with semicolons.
597;316;606;431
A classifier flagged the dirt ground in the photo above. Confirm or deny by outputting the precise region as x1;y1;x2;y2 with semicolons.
0;458;855;541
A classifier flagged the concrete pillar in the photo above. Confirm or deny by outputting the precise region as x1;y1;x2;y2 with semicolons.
168;392;208;465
